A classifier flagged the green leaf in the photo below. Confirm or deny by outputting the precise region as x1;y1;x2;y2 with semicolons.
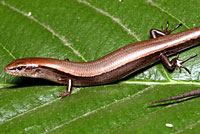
0;0;200;133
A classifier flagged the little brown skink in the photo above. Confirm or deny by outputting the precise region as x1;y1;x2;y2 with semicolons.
4;23;200;103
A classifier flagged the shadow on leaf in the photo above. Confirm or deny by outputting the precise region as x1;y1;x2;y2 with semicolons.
5;77;60;89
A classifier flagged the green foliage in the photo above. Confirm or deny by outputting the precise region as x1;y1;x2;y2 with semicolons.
0;0;200;133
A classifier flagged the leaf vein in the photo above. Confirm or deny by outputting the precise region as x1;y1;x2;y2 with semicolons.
77;0;141;41
0;88;82;125
173;119;200;134
146;0;189;29
123;80;200;85
45;85;152;133
0;42;16;59
0;1;87;62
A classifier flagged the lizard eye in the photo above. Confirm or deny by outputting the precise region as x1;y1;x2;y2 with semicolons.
17;66;23;71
